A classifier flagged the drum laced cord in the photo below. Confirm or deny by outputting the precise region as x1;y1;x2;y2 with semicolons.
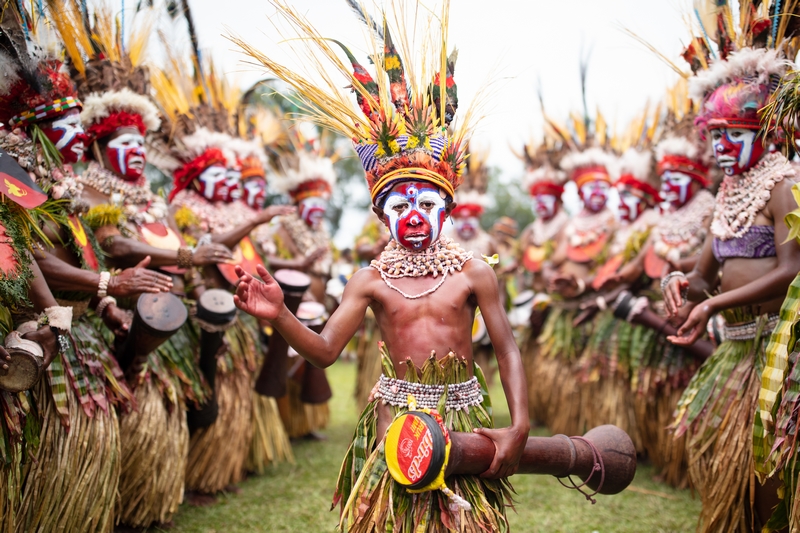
555;435;605;504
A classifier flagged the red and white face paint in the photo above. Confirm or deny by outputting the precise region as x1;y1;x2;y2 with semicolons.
196;164;229;202
579;179;610;213
243;178;267;208
299;196;328;228
454;215;479;240
106;132;146;181
660;170;694;211
382;181;448;250
617;188;645;223
41;109;86;164
533;194;559;220
225;167;242;202
710;127;766;176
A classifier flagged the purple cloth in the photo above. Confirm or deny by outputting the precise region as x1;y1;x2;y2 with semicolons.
713;225;776;263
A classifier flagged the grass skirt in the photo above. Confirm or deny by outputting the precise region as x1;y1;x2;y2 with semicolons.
671;310;771;533
16;314;131;533
576;311;644;454
278;377;330;438
0;390;32;533
520;327;545;425
334;344;512;532
185;319;254;493
535;306;590;436
753;273;800;531
355;311;382;410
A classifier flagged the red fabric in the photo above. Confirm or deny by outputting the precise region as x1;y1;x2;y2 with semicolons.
0;60;79;126
86;111;146;142
290;178;332;202
529;181;564;198
656;155;710;187
616;175;661;204
170;148;228;202
451;203;484;217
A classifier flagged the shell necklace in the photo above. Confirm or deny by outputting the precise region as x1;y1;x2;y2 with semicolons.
531;209;569;246
711;152;793;241
79;162;169;226
653;190;715;262
371;236;473;299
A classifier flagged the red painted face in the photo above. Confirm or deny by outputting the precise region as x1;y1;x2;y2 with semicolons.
195;164;229;202
40;109;87;164
104;128;146;182
579;179;610;213
617;188;645;223
660;171;695;211
533;194;559;220
299;196;328;228
710;127;766;176
381;180;448;250
243;178;267;208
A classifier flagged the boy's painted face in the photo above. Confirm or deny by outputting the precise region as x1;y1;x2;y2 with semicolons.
225;166;242;202
454;215;479;240
579;179;610;213
105;128;146;181
382;180;448;250
299;196;327;228
534;194;559;220
710;127;765;176
41;109;86;164
660;171;694;211
196;164;229;201
243;178;267;208
617;188;645;223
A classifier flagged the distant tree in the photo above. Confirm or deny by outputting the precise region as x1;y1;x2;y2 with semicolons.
480;167;536;232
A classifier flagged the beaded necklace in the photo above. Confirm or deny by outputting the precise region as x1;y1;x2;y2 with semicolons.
79;162;169;226
371;236;473;299
281;212;332;276
711;152;794;241
653;190;715;263
531;209;569;246
565;208;615;248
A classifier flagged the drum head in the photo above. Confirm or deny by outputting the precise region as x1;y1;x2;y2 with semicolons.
273;269;312;294
512;290;535;308
471;313;487;344
136;293;188;337
197;289;237;325
297;301;327;327
384;411;447;490
0;347;42;393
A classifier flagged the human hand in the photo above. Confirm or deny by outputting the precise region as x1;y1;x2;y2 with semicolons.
23;327;59;367
663;276;689;317
193;244;234;266
0;346;10;374
549;274;581;299
300;248;327;270
258;205;295;224
108;256;173;297
473;425;528;479
102;304;133;339
233;264;285;321
667;301;713;346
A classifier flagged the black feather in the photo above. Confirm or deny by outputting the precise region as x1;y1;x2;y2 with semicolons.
343;0;384;42
0;4;44;94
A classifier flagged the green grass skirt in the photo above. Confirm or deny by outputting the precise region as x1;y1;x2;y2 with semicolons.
333;343;513;532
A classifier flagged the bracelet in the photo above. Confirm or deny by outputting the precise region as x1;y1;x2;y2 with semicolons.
50;326;69;355
575;277;586;296
611;291;633;321
97;271;111;298
38;306;73;332
660;271;686;296
596;296;607;311
95;296;117;318
177;247;194;269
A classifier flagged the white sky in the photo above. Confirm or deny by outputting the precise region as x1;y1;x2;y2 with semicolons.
139;0;694;245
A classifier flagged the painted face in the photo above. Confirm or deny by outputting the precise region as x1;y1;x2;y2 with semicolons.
299;196;328;228
196;164;229;202
579;179;610;213
660;171;694;211
382;181;448;250
617;188;645;223
225;167;242;202
454;216;480;240
243;178;267;208
41;109;87;164
105;132;146;181
534;194;559;220
710;127;766;176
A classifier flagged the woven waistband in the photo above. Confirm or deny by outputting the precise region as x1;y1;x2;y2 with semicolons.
375;374;482;412
723;313;780;341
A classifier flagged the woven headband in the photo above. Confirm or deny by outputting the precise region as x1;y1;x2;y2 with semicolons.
9;96;82;127
370;167;455;203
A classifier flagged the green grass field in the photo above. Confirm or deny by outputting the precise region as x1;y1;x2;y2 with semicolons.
165;361;700;533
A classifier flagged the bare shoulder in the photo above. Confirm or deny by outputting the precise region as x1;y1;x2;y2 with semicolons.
342;266;382;297
768;179;798;215
463;257;497;284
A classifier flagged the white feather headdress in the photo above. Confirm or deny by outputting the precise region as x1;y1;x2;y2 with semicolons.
688;48;791;103
81;88;161;133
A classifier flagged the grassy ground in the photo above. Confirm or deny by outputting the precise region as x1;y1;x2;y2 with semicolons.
165;361;700;533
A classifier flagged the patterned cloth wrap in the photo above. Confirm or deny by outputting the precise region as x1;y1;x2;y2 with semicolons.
333;342;512;533
712;225;776;263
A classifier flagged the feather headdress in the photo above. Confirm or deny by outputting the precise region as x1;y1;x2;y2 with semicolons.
229;0;474;206
654;135;711;187
80;88;160;141
614;148;661;204
560;147;615;188
453;145;489;215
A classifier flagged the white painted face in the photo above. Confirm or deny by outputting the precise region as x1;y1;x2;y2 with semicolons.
534;194;558;220
710;128;761;176
106;132;145;178
617;189;643;223
225;168;242;201
197;165;228;201
49;112;86;160
579;180;610;212
660;171;694;210
455;216;480;240
299;196;328;228
382;182;448;250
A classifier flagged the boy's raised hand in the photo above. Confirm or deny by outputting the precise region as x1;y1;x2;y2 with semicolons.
233;264;285;321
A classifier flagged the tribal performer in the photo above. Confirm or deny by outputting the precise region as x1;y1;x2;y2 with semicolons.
541;145;617;436
229;1;528;530
662;41;800;531
50;7;233;525
576;145;662;455
268;140;335;439
516;143;569;426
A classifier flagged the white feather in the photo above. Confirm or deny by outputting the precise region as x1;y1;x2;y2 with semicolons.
615;148;653;183
455;189;489;208
80;88;161;133
273;153;336;195
522;166;568;190
226;137;267;167
689;47;790;102
559;147;615;174
179;127;237;165
0;50;22;97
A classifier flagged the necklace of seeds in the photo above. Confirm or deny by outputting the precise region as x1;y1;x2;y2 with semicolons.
371;235;473;299
711;152;793;241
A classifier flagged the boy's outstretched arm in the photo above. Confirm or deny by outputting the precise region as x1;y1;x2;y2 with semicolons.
234;264;372;368
468;260;530;480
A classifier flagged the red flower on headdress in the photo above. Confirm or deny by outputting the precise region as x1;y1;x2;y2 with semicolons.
170;148;228;202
